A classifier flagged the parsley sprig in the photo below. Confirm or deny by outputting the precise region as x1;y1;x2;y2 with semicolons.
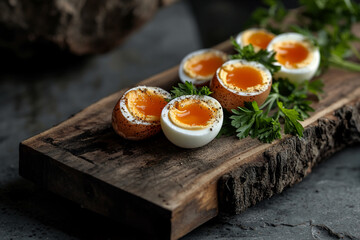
230;37;281;75
221;29;325;142
168;81;212;101
262;78;323;119
218;0;356;143
250;0;360;74
249;0;287;33
230;101;282;143
219;79;324;143
277;101;304;137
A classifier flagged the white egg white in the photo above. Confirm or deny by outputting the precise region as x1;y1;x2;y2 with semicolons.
161;95;223;148
179;49;227;86
267;32;320;84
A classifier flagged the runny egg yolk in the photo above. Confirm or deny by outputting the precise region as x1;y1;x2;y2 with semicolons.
248;31;274;49
134;94;167;117
126;90;168;120
225;66;263;89
172;101;214;127
275;42;309;67
188;55;225;77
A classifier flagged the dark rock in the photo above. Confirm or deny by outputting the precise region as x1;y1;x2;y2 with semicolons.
0;0;175;56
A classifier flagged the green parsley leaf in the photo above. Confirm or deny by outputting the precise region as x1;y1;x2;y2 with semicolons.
304;79;324;100
277;101;304;137
168;81;212;101
261;81;285;115
261;78;321;119
230;37;281;75
273;78;321;119
230;102;262;139
218;77;323;142
230;102;282;143
299;0;359;32
248;0;287;32
251;0;360;74
294;0;360;73
217;110;236;138
256;118;282;143
292;99;313;120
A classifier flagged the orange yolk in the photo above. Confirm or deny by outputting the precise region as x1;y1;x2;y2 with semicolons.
248;31;274;49
225;66;263;89
188;55;225;77
173;101;213;126
133;93;167;117
275;42;309;67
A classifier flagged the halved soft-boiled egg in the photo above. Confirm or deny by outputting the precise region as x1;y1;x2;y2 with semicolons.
267;32;320;84
179;49;228;86
236;28;275;51
112;86;170;140
210;59;272;112
161;95;223;148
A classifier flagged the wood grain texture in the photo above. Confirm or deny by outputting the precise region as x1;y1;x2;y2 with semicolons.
19;39;360;239
218;102;360;214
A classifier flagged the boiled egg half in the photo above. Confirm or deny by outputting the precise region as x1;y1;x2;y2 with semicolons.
267;32;320;84
179;49;228;86
236;28;275;51
161;95;223;148
210;59;272;112
112;86;170;140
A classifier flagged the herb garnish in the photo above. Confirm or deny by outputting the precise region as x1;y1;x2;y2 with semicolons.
221;34;323;142
168;81;212;101
249;0;287;34
218;79;323;143
230;37;281;75
250;0;360;74
230;101;282;143
217;0;357;142
262;78;324;119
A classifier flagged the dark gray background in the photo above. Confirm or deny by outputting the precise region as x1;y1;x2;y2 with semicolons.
0;1;359;239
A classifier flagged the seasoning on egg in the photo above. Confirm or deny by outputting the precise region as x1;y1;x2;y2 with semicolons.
112;86;170;140
236;28;275;51
210;59;272;112
125;88;168;122
161;95;223;148
179;49;228;86
267;32;320;84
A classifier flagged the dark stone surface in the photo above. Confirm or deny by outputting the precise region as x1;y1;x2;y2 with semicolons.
0;1;359;239
0;0;175;56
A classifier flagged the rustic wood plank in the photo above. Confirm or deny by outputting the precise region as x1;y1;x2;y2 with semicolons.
19;38;360;239
218;101;360;214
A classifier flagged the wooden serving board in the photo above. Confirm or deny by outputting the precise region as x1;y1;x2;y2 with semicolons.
19;40;360;240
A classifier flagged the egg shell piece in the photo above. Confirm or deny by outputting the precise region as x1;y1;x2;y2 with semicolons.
112;86;170;141
161;95;223;148
210;59;272;112
267;32;320;84
179;49;228;87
